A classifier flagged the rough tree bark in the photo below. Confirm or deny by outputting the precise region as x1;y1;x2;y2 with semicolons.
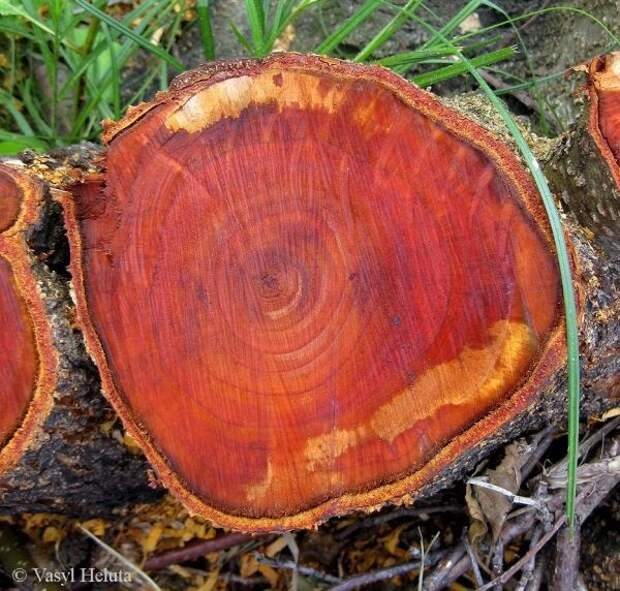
545;52;620;401
0;159;158;516
1;53;617;531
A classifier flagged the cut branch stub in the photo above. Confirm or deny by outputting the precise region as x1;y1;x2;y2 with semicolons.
579;52;620;246
545;53;620;258
0;165;55;474
1;158;156;515
63;54;565;531
587;52;620;180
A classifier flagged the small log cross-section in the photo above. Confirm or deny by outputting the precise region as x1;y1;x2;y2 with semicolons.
0;166;55;474
0;162;156;515
62;54;567;531
547;52;620;257
588;52;620;179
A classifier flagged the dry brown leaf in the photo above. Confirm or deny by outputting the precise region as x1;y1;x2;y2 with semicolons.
601;407;620;421
143;523;164;554
465;483;488;545
383;524;409;558
240;553;260;577
266;535;289;558
258;564;280;587
467;439;532;542
197;568;220;591
42;526;62;544
80;518;107;537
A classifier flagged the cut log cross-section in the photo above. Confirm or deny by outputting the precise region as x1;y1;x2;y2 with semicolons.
0;162;155;515
588;52;620;181
0;166;55;472
544;52;620;403
546;52;620;256
62;54;568;531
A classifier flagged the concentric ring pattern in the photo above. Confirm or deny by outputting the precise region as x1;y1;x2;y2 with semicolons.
70;55;562;522
0;171;38;447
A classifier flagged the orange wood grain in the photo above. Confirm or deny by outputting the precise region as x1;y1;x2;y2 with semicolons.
64;54;565;530
0;171;37;446
0;256;37;445
0;166;56;470
0;172;23;233
587;52;620;183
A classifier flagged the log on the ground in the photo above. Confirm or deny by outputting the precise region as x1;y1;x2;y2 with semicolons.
0;161;158;515
546;52;620;257
545;51;620;402
55;53;618;532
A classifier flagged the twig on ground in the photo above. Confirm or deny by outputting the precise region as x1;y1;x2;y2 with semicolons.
515;526;543;591
329;560;421;591
334;505;463;539
463;534;485;587
479;70;539;113
256;555;342;585
438;554;473;589
521;428;556;480
551;523;581;591
527;554;545;591
422;545;465;591
478;435;619;591
329;550;446;591
143;532;259;571
490;540;504;591
468;477;540;507
545;417;620;489
420;426;619;591
478;514;567;591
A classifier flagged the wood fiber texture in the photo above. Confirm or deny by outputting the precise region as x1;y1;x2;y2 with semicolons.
64;54;566;531
0;158;158;515
546;52;620;257
0;166;54;472
589;52;620;171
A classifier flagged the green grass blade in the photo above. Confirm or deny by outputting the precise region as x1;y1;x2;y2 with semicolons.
492;71;567;95
58;0;165;101
375;34;504;69
197;0;216;60
0;131;48;155
455;6;620;48
244;0;266;53
390;0;484;74
0;18;36;39
355;0;424;62
373;46;456;67
102;23;121;118
0;0;59;39
315;0;383;55
21;79;53;136
261;0;302;53
228;19;255;53
411;46;515;87
409;14;581;532
422;0;484;48
72;0;184;71
0;90;35;135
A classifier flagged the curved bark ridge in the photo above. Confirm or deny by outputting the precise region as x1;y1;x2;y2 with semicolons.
0;168;40;451
68;55;563;527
